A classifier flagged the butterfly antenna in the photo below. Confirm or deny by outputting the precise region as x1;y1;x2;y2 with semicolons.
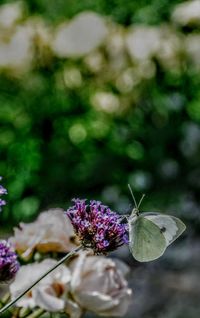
128;184;138;209
138;194;145;209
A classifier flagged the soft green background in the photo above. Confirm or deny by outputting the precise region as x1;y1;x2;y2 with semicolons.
0;1;200;317
1;0;199;230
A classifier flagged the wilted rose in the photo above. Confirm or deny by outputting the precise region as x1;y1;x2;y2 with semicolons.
69;251;132;317
11;209;77;259
9;259;72;312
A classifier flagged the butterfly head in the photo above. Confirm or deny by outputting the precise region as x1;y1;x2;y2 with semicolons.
131;207;139;217
128;184;145;219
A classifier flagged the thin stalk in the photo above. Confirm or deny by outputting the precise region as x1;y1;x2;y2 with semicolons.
25;308;45;318
0;246;82;315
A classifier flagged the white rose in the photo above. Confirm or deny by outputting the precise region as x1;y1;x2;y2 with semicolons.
10;259;71;312
69;252;132;317
11;209;77;259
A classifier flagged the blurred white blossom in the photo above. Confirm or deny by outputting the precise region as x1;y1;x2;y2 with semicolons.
0;23;33;73
91;92;120;114
63;67;82;88
184;34;200;69
68;123;87;144
102;185;120;204
125;26;161;61
136;60;156;79
106;25;127;71
84;50;105;73
159;159;179;179
0;2;24;29
52;12;108;57
180;122;200;157
156;26;182;71
116;67;139;93
129;170;152;191
172;0;200;26
27;17;53;64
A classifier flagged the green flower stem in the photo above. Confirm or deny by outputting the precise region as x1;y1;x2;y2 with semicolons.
0;292;10;309
25;308;45;318
1;293;10;305
0;246;82;315
19;307;32;317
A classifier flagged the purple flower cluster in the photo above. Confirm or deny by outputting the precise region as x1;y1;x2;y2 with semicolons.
0;240;19;283
0;177;7;212
66;199;128;254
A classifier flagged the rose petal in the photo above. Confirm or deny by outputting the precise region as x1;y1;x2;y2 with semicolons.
33;286;65;312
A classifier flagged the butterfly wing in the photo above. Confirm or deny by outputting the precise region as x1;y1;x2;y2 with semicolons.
129;216;167;262
142;213;186;246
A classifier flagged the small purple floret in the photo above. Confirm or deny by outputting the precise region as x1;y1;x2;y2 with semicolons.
65;199;128;254
0;177;7;212
0;240;19;283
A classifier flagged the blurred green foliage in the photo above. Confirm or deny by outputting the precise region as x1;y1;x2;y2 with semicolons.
0;0;199;234
2;0;183;24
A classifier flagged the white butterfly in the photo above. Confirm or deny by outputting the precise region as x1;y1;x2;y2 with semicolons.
127;186;186;262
